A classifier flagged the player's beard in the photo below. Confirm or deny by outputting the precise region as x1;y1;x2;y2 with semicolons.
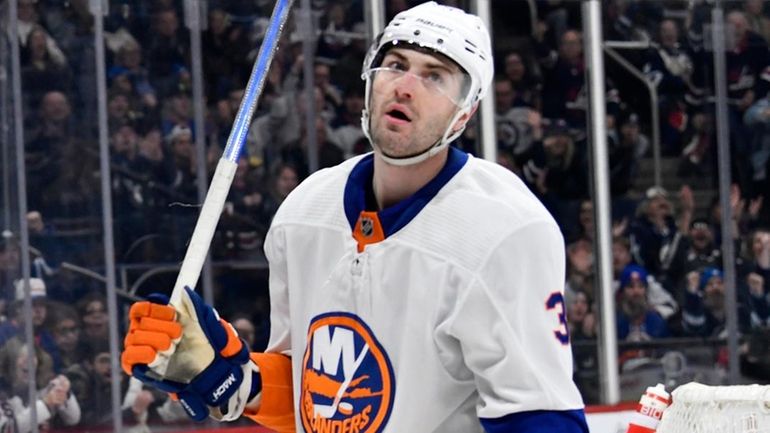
370;100;455;160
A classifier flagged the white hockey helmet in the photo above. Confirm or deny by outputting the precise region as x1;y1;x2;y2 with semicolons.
360;1;494;166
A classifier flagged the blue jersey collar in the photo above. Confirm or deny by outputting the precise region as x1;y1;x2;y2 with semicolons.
344;147;468;240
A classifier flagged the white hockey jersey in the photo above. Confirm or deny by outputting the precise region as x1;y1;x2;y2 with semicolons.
263;148;586;433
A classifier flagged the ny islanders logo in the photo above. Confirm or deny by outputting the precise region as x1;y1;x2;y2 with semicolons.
301;313;395;433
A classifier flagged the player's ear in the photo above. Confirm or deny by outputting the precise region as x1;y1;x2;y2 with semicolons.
451;103;478;135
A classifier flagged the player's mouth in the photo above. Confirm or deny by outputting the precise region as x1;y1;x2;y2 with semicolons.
383;104;413;125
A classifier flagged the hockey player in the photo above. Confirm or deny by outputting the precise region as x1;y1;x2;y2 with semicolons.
120;2;589;432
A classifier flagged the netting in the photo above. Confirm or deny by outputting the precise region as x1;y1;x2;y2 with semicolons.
656;383;770;433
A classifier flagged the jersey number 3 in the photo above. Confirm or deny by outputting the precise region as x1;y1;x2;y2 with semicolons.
545;292;570;345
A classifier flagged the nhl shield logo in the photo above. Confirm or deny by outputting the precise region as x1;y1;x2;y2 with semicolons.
361;217;374;237
300;313;395;433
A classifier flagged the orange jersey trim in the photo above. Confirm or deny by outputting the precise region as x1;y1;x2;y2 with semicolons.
352;211;385;253
244;353;296;433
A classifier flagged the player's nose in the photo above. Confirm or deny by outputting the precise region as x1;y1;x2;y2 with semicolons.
393;72;419;100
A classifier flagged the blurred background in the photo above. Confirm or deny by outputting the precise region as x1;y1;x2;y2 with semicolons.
1;0;770;432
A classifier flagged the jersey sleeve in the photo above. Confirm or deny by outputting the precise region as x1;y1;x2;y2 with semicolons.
245;226;296;432
443;219;587;429
263;225;292;355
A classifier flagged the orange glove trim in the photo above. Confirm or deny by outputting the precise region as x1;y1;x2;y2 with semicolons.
137;317;182;339
125;329;174;351
122;301;183;376
219;319;243;358
121;346;158;375
129;301;176;321
243;353;295;433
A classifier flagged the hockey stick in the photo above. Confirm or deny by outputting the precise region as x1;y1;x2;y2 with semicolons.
314;344;369;419
151;0;294;381
169;0;293;308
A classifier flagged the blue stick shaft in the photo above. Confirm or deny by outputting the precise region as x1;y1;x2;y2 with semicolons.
223;0;294;163
168;0;294;311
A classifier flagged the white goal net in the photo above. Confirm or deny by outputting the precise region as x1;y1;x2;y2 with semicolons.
656;383;770;433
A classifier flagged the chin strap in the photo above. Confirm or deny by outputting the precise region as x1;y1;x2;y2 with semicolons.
364;106;470;166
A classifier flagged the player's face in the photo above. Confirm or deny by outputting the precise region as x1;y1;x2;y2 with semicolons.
368;48;467;159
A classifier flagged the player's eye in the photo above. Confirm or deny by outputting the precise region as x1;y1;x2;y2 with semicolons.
426;71;445;85
385;60;408;71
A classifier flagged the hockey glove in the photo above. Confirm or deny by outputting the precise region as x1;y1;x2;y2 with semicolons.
121;287;261;421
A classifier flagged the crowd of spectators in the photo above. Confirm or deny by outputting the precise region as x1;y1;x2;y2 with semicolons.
2;0;770;428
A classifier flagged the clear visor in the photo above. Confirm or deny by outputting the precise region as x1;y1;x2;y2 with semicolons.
365;65;469;108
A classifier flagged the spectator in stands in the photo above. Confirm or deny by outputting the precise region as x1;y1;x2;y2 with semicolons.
0;341;80;432
331;21;369;95
707;184;763;248
165;125;198;201
665;218;723;298
312;117;344;170
245;55;303;166
217;158;265;258
202;7;251;101
495;75;542;162
212;88;243;150
146;8;190;98
503;50;542;110
227;158;264;219
160;88;194;138
609;112;644;197
15;0;67;66
563;199;630;244
746;271;770;329
522;119;588;227
260;161;300;226
20;25;72;111
744;0;770;45
565;289;598;403
630;185;694;278
106;90;135;127
682;267;750;336
26;90;75;148
743;227;770;293
130;127;175;205
316;2;356;61
616;264;670;342
542;30;586;128
110;123;144;212
725;11;770;190
314;62;343;112
330;84;366;159
566;289;596;346
612;237;678;321
0;238;20;297
65;339;108;426
565;238;594;303
743;92;770;196
494;77;515;117
113;39;159;113
48;305;83;371
0;279;61;370
76;293;109;342
27;91;100;219
679;107;715;178
644;19;696;155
